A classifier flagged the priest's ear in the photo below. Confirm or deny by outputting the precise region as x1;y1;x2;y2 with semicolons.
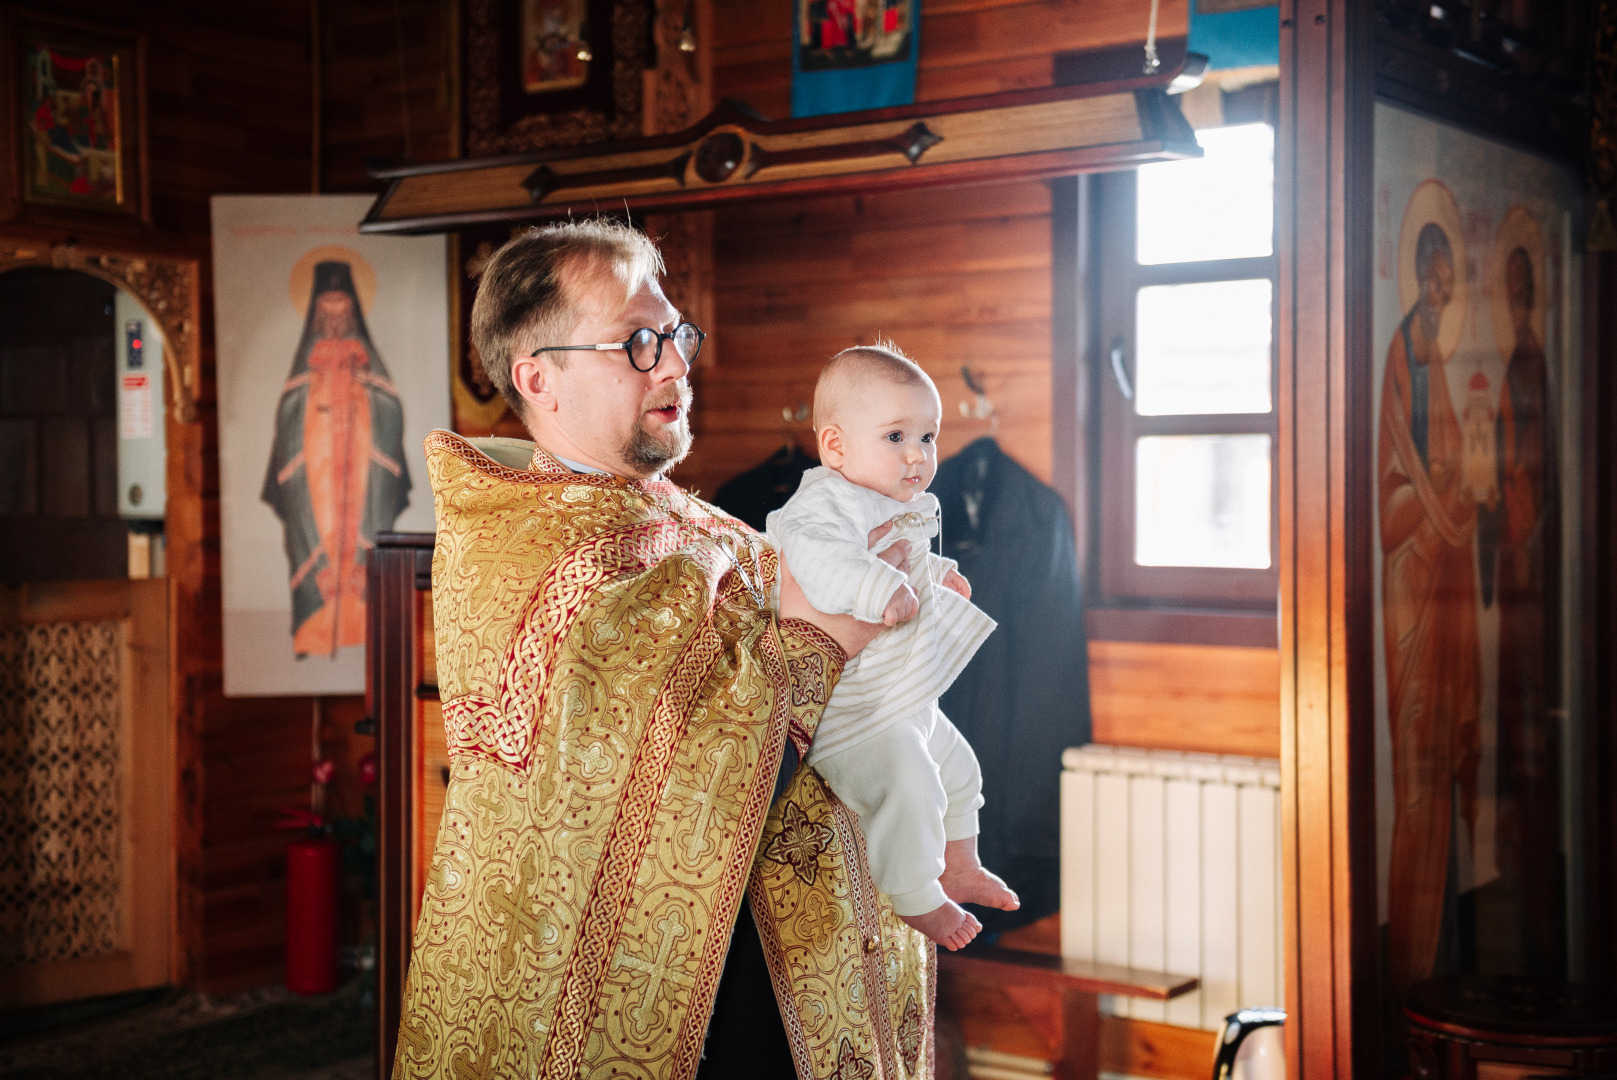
508;352;557;416
817;423;846;469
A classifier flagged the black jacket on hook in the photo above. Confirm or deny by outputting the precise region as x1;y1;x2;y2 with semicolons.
711;445;819;531
932;437;1092;935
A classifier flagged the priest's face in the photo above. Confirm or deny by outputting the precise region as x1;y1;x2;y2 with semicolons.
524;269;692;479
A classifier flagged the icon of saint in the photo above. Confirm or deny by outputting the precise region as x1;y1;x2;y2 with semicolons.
263;259;410;657
1487;231;1565;974
1378;215;1483;999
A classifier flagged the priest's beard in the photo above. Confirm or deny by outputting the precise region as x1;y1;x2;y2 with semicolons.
622;381;693;474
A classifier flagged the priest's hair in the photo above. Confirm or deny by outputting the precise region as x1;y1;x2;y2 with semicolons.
471;218;665;420
813;340;938;431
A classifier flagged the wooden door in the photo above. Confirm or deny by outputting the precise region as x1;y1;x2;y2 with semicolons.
0;578;172;1006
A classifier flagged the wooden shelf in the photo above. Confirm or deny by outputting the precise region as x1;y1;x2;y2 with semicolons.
359;75;1200;234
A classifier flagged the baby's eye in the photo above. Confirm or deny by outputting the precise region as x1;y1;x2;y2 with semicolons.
921;433;935;444
885;431;903;443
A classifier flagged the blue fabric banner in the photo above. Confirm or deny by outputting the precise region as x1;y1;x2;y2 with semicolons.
1188;2;1280;71
791;0;919;118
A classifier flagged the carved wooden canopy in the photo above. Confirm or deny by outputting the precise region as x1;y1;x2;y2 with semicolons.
0;238;202;424
360;75;1200;235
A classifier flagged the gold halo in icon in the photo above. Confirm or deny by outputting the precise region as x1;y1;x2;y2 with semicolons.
1397;180;1467;362
1489;205;1546;363
288;245;376;317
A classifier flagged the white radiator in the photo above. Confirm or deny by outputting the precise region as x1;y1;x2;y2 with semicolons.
1060;745;1283;1031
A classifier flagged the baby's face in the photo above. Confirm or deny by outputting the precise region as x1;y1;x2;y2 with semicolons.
826;380;941;501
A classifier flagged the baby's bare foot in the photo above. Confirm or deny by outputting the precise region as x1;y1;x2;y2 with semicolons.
899;900;982;951
940;837;1021;911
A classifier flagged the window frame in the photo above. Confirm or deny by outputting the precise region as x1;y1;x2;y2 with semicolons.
1089;162;1281;612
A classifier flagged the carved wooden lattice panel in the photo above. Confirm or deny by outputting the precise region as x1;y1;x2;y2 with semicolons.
0;621;126;965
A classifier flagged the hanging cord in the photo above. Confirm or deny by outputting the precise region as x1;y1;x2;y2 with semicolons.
1143;0;1162;74
393;0;415;160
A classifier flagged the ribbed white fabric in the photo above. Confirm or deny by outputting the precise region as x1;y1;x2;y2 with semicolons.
766;467;997;762
813;704;985;915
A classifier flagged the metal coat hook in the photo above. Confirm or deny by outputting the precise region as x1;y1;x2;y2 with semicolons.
780;401;811;454
959;367;998;432
1143;0;1162;74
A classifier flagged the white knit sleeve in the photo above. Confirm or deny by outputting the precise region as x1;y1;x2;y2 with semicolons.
768;489;908;623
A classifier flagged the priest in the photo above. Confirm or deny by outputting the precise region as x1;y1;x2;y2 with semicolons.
391;219;938;1079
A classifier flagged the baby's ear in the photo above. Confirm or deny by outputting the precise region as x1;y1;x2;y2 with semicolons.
817;424;844;465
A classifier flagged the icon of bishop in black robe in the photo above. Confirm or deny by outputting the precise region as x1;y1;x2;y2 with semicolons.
263;259;410;657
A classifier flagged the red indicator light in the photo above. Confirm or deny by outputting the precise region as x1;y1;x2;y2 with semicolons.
132;339;142;349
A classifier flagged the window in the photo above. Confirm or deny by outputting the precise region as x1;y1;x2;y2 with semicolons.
1091;122;1279;610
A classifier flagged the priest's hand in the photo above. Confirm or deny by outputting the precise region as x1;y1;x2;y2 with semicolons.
865;519;915;571
777;521;911;658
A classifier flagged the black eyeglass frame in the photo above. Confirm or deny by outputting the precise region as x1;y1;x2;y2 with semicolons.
529;322;705;373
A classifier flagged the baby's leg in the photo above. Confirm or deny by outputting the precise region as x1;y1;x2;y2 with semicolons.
812;717;981;950
929;710;1019;912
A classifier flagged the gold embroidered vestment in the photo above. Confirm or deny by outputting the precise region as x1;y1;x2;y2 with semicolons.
393;432;935;1079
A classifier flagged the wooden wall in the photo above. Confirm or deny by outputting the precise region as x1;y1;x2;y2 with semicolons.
19;0;354;993
316;0;457;194
6;0;1276;1006
680;0;1192;503
689;0;1287;766
1088;641;1279;758
179;0;457;992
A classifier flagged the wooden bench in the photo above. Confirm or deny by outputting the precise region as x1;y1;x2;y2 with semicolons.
939;946;1199;1080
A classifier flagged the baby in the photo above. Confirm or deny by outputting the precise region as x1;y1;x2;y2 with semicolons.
767;343;1019;949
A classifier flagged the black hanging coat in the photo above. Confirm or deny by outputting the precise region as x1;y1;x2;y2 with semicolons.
932;437;1091;934
711;445;818;531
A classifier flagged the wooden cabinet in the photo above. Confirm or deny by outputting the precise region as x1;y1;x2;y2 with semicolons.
365;532;437;1080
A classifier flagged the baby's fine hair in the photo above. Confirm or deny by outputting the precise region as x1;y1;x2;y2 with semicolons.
813;340;937;430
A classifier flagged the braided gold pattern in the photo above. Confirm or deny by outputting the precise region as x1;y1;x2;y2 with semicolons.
750;765;936;1080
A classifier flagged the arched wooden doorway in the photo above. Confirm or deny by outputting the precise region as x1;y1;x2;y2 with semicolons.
0;234;203;1004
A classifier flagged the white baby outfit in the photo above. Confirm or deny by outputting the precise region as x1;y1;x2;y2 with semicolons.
767;466;996;916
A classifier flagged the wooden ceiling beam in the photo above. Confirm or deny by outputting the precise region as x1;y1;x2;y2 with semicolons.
359;76;1201;235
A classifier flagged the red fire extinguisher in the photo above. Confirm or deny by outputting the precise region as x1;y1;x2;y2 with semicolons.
284;709;342;996
285;835;341;995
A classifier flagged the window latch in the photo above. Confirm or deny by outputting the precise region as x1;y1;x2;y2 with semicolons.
1109;336;1134;400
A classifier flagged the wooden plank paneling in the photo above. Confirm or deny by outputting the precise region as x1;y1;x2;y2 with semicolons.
22;0;1205;1003
30;1;318;237
1088;641;1280;759
318;0;458;193
711;0;1189;119
700;0;1188;508
685;178;1056;501
24;0;388;996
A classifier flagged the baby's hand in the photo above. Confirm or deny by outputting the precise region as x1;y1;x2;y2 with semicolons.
942;569;971;600
882;584;919;626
